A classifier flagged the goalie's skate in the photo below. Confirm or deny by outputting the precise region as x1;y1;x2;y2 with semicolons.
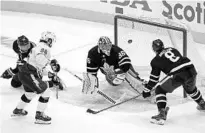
197;99;205;112
150;107;170;125
11;108;28;117
35;111;51;124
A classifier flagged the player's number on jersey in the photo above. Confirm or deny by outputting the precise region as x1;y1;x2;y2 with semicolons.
164;50;180;62
119;51;126;59
40;48;47;55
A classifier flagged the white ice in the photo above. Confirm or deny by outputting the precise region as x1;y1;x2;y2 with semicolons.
0;11;205;133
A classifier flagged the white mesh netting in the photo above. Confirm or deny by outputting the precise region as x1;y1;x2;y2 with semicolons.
116;16;205;97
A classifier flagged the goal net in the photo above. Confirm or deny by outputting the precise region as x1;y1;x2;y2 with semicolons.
114;15;205;99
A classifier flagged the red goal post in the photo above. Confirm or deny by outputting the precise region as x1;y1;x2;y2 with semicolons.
114;15;188;98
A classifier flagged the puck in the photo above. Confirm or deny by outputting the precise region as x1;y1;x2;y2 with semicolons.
128;39;132;44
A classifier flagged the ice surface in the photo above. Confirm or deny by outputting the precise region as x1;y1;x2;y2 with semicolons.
0;11;205;133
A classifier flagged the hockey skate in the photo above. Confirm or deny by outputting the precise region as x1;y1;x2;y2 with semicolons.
35;111;51;124
150;107;170;125
197;99;205;112
12;108;28;117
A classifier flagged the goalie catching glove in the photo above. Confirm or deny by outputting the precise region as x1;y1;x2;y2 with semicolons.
101;63;126;86
82;73;99;94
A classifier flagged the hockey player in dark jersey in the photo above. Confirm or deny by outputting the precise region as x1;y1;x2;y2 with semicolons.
82;36;143;95
1;35;36;88
142;39;205;125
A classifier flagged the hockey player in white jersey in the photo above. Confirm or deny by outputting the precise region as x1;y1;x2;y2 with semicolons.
12;31;61;124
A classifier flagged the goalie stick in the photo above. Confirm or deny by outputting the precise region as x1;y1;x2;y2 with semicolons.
87;75;169;114
63;68;125;104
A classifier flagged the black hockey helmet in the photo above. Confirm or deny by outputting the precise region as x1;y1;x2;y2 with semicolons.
17;35;29;46
98;36;112;56
17;35;30;53
152;39;164;53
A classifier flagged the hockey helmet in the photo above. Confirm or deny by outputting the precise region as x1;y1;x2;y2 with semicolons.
98;36;112;56
40;31;56;47
152;39;164;53
17;35;30;53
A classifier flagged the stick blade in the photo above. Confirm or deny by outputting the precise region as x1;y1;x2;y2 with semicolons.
86;109;97;114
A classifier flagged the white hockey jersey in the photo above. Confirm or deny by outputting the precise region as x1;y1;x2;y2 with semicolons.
27;42;51;76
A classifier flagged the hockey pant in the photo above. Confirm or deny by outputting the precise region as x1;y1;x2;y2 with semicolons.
18;72;48;94
11;73;22;88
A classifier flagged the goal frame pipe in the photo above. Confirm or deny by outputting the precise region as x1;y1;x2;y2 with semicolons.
114;15;187;98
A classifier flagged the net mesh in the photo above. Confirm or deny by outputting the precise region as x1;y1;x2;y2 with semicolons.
115;16;205;97
116;17;183;76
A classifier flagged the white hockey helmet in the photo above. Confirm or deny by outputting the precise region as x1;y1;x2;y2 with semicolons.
40;31;56;47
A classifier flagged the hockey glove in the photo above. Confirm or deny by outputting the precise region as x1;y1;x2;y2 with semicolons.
50;59;60;72
1;68;15;79
142;83;152;98
142;90;151;98
48;72;60;85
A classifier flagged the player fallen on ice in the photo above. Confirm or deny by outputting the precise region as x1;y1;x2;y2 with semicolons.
142;39;205;125
82;36;149;98
12;31;62;124
1;35;35;88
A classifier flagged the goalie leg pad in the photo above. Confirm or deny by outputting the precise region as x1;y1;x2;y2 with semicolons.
125;72;144;93
82;73;99;94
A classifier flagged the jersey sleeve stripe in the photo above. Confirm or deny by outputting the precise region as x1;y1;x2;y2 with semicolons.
87;67;98;70
149;79;158;82
118;57;130;64
155;94;166;98
119;61;131;66
150;74;160;78
87;72;97;75
156;100;167;104
7;68;15;76
144;88;151;92
170;61;193;73
157;76;172;86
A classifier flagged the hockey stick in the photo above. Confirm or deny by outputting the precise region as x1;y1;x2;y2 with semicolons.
125;78;141;94
54;72;59;99
86;75;169;114
62;68;122;104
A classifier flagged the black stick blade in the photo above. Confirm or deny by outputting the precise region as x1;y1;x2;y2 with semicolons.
86;109;97;114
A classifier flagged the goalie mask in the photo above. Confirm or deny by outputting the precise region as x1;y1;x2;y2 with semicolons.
152;39;164;54
98;36;112;56
40;31;56;47
17;35;31;53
